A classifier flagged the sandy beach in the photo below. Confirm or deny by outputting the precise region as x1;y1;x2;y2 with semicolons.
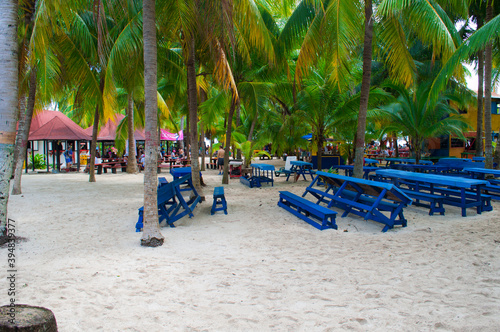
2;158;500;331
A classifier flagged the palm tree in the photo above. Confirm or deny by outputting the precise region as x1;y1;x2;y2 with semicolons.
141;0;164;247
428;5;500;168
281;0;465;177
353;0;374;178
380;83;471;164
12;0;60;194
104;0;145;174
0;0;19;237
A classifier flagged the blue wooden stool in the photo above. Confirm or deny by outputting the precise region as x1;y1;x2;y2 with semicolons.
211;186;228;215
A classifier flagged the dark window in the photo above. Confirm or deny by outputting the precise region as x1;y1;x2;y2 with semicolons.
492;102;499;115
451;138;465;148
440;136;449;149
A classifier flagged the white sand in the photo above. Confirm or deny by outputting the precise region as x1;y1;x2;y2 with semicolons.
2;159;500;331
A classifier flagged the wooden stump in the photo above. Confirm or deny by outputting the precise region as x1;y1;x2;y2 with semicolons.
0;305;57;331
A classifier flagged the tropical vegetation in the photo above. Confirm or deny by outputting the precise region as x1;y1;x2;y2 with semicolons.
1;0;499;245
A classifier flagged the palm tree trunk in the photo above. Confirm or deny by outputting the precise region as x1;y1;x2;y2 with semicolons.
126;93;138;173
248;113;257;141
0;0;19;236
317;136;323;171
353;0;373;178
12;95;27;174
12;68;37;195
222;94;237;184
236;102;241;159
476;20;484;157
89;103;99;182
484;1;493;169
187;35;204;200
200;121;205;171
141;0;164;247
200;88;207;172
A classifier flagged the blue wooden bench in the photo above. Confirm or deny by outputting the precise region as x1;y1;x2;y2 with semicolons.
483;183;500;200
303;172;412;232
278;191;337;230
401;182;493;213
135;174;201;231
158;177;168;187
423;187;492;213
400;189;445;216
211;186;228;215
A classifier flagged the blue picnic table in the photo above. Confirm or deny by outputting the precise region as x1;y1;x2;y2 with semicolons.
170;167;202;192
463;167;500;200
286;160;314;182
364;158;379;166
392;164;450;173
375;169;490;217
240;163;275;187
385;158;433;168
330;165;378;180
302;171;412;232
135;173;201;231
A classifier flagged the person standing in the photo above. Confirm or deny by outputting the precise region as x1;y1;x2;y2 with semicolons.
217;146;225;175
64;145;73;171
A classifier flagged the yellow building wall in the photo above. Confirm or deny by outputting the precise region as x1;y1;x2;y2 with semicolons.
448;98;500;158
461;99;500;132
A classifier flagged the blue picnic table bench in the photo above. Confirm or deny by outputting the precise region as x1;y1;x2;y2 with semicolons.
375;169;490;217
364;158;379;166
278;191;337;230
240;163;275;188
463;167;500;200
286;161;315;182
330;165;378;180
302;171;412;232
135;173;201;232
211;186;228;215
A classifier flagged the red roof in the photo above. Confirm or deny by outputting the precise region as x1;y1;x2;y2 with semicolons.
29;110;91;141
84;114;145;141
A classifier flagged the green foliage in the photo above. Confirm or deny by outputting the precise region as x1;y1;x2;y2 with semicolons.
235;140;271;168
28;154;47;169
378;82;471;162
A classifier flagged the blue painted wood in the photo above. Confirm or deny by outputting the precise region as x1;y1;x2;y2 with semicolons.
329;165;378;179
135;174;201;232
407;185;493;213
158;177;168;187
303;172;412;232
245;163;275;187
376;169;489;217
364;158;379;166
211;186;228;215
400;189;445;216
286;161;314;182
278;191;337;230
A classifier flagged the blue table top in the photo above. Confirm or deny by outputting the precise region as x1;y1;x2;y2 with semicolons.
251;163;275;171
385;158;432;165
315;171;401;191
376;169;489;188
394;164;449;171
334;165;378;170
170;167;192;176
290;161;313;167
364;158;379;164
472;157;485;161
463;167;500;177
